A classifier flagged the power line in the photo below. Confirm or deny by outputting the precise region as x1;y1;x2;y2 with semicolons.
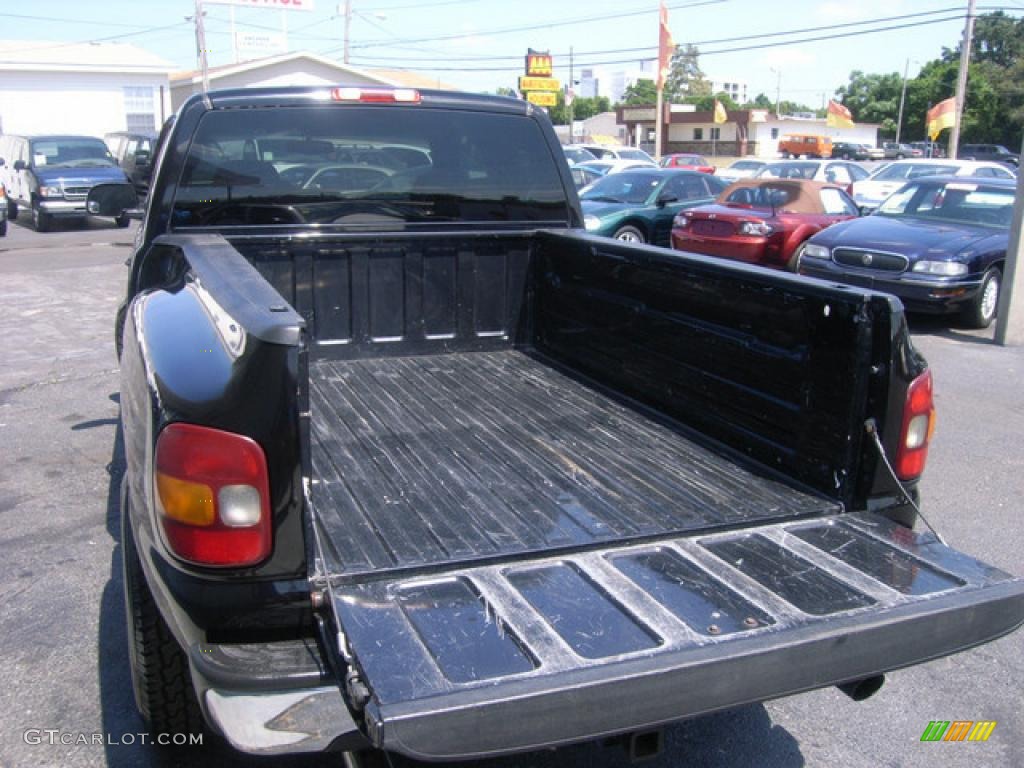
329;0;728;53
0;21;194;56
348;14;967;71
338;6;971;63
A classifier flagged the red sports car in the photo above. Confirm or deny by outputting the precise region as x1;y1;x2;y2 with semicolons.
659;153;716;174
670;178;859;270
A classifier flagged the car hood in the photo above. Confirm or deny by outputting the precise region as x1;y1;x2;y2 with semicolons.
686;203;772;221
810;215;1005;258
33;165;129;186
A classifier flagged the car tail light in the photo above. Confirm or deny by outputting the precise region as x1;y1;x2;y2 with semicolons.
154;423;272;567
330;87;421;103
895;370;935;480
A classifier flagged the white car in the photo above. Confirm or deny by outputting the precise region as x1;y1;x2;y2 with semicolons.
716;159;767;182
576;144;657;164
852;159;1016;211
0;182;7;236
755;160;870;187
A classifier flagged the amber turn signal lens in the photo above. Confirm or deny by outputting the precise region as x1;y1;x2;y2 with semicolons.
156;472;216;526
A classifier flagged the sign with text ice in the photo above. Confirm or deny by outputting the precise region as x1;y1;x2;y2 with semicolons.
206;0;315;11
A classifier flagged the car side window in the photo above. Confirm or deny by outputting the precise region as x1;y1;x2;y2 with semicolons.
824;164;852;184
989;166;1012;179
820;188;859;216
848;164;869;181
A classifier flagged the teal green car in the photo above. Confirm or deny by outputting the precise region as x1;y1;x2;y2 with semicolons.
581;169;727;246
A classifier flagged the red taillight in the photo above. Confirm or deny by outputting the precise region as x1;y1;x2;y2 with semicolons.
330;87;421;103
154;424;272;567
895;370;936;480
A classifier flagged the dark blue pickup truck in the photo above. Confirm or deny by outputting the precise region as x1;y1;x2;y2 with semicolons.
115;86;1024;763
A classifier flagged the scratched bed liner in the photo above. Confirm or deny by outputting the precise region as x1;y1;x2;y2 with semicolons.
308;349;839;578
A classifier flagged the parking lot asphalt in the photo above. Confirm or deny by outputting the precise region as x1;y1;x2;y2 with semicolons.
0;217;1020;768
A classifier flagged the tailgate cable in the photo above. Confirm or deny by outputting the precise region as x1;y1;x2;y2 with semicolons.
864;418;947;546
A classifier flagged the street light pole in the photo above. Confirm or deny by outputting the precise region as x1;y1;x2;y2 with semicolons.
895;58;909;144
343;0;352;65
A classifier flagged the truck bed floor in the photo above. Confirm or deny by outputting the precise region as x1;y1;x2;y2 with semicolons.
309;350;839;578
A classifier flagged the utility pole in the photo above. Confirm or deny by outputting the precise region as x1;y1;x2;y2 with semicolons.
995;133;1024;345
770;68;781;116
949;0;976;159
343;0;352;65
567;47;574;144
895;58;909;143
194;0;210;94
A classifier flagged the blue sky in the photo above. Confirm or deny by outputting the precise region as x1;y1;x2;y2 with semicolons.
3;1;1015;105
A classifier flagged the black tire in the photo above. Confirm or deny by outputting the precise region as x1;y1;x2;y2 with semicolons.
781;151;791;159
841;152;852;160
115;213;131;228
612;225;646;244
32;200;51;232
785;243;806;272
962;268;1001;329
0;219;6;237
122;510;204;736
895;153;905;160
7;201;17;220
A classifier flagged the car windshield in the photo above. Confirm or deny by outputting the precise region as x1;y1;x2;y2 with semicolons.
564;147;595;164
170;106;569;227
877;180;1014;228
729;161;762;171
580;172;662;205
871;163;959;182
758;162;820;179
617;148;654;162
29;138;115;168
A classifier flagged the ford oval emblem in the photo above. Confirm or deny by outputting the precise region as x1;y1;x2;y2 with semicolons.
861;252;874;266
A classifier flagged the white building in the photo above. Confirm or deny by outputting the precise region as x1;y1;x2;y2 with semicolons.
170;51;404;112
0;41;175;137
708;77;748;105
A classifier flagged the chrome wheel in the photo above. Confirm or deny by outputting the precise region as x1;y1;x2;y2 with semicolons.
980;272;1000;323
613;225;645;243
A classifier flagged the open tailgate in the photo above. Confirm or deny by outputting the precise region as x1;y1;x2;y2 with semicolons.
323;513;1024;760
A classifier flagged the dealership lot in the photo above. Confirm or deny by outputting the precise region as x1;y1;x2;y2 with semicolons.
0;220;1021;768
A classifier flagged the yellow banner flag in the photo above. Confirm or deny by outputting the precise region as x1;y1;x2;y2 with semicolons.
713;100;727;124
826;100;854;129
926;98;956;141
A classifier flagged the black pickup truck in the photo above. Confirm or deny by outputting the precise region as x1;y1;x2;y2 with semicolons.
116;86;1024;762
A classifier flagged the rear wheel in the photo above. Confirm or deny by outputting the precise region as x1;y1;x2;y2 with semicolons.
0;219;6;237
122;507;204;736
962;268;1000;329
786;243;807;272
613;225;646;244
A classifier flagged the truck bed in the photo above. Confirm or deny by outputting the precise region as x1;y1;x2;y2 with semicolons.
309;349;838;578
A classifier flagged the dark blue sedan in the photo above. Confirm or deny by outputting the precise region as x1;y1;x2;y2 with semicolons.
798;176;1015;328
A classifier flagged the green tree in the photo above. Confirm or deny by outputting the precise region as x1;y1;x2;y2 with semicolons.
665;44;711;100
742;93;774;109
687;92;740;111
620;79;658;105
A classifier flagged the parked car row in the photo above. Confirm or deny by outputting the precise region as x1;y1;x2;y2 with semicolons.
0;133;139;231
